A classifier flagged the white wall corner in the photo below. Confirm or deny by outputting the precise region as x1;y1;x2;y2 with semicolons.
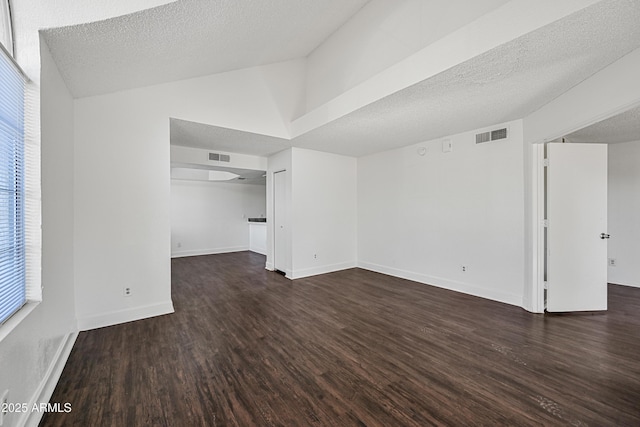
76;301;175;331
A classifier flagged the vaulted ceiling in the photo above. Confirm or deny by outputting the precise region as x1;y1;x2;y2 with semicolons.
42;0;640;158
41;0;370;97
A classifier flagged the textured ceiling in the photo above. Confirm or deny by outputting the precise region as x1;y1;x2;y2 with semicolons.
169;0;640;158
170;118;290;156
41;0;370;97
565;105;640;144
43;0;640;157
293;0;640;156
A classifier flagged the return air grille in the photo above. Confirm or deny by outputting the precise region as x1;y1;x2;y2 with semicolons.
491;128;508;141
476;127;508;144
209;152;231;162
476;132;491;144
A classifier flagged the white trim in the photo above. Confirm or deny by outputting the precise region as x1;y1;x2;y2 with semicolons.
19;331;78;427
358;261;522;308
290;261;356;280
528;142;546;313
171;246;248;258
77;301;174;331
0;301;38;343
265;261;274;271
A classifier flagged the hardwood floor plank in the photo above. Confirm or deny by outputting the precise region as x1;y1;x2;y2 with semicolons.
40;252;640;426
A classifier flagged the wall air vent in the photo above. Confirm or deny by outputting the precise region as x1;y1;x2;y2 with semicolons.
476;132;491;144
491;128;508;141
476;127;508;144
209;153;231;162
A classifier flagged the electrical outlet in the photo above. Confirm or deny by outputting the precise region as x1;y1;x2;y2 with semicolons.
461;265;467;272
1;389;9;426
608;258;616;267
123;287;132;297
313;254;317;259
177;242;182;248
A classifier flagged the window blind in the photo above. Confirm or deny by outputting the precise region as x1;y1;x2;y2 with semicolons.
0;43;25;324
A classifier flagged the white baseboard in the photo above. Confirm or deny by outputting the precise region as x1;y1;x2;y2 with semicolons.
171;246;248;258
20;331;78;427
265;262;274;271
357;261;522;307
609;281;640;288
77;301;175;331
291;261;357;280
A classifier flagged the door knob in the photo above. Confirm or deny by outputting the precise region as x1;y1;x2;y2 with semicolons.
600;233;610;239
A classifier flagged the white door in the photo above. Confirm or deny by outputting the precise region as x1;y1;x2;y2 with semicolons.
547;143;608;312
273;170;287;274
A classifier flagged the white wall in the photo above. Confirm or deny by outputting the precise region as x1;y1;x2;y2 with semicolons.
290;148;358;278
0;40;77;427
171;145;268;171
4;4;179;425
73;60;303;331
358;120;525;306
171;180;266;257
608;140;640;288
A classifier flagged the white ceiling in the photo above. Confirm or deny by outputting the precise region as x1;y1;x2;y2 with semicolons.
565;105;640;144
170;118;290;157
41;0;369;98
294;0;640;156
165;0;640;157
43;0;640;157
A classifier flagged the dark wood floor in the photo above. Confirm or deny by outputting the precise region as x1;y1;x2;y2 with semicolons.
41;252;640;426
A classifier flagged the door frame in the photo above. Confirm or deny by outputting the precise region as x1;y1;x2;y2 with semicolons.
528;100;640;312
272;169;288;276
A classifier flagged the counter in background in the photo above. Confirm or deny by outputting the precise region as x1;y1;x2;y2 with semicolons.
249;219;267;255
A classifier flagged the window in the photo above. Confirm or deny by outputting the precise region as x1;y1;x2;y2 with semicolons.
0;13;25;324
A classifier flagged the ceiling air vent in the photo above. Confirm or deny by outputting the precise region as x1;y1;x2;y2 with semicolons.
476;127;508;144
209;152;231;162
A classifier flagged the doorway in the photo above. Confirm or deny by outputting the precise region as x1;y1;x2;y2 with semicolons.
532;104;640;312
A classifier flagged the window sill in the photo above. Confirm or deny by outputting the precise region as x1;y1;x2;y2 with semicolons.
0;301;40;343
